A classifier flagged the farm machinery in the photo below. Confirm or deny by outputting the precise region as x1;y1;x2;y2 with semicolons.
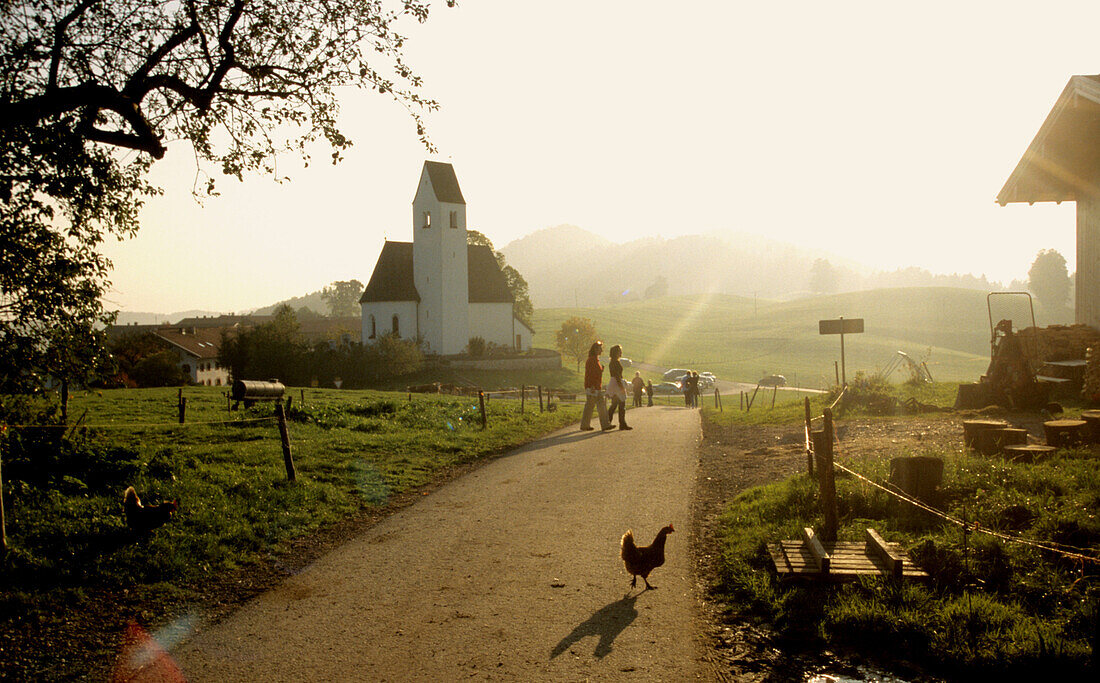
955;292;1049;410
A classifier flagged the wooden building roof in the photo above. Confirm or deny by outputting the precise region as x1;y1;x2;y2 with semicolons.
998;75;1100;206
358;241;513;304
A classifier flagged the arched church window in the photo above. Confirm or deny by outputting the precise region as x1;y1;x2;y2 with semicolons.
392;315;400;337
422;211;431;229
449;211;458;229
369;314;376;339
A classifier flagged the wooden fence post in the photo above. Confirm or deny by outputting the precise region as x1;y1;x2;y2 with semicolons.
300;389;304;406
818;408;839;542
747;386;759;412
740;391;744;411
478;391;487;429
804;397;815;477
538;385;544;412
1;429;7;551
771;385;777;409
520;385;525;414
275;402;296;481
178;396;187;424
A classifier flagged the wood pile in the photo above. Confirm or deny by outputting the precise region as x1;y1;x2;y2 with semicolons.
1084;347;1100;401
1020;324;1100;363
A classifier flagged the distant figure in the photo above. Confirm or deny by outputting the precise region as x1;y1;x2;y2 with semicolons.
580;341;612;431
607;344;632;430
682;373;692;407
631;371;645;407
689;371;701;408
646;380;654;407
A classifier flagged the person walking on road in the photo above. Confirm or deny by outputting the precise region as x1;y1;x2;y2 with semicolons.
607;344;632;430
580;341;612;431
631;371;645;407
646;380;654;407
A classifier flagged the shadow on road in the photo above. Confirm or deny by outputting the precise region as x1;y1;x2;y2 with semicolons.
550;594;639;660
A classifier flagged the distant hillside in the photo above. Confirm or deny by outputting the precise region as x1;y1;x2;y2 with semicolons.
250;290;330;317
113;309;225;326
501;225;1015;310
532;287;1068;386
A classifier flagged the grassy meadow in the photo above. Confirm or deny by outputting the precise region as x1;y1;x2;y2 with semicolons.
533;287;1062;387
702;386;1100;679
0;385;581;680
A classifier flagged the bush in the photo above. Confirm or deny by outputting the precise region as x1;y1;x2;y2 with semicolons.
466;336;487;357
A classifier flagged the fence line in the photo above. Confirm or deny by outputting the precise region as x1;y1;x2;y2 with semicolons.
809;407;1100;566
1;416;278;430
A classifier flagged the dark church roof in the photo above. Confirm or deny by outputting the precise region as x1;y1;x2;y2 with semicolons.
358;241;513;304
424;161;466;204
467;244;514;303
359;241;421;303
998;75;1100;206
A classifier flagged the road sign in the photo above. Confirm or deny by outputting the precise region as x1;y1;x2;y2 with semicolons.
819;318;864;335
818;317;864;386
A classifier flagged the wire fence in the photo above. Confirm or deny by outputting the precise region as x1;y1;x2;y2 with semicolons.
803;394;1100;566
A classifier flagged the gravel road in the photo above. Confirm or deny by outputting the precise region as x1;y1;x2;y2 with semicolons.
172;405;710;681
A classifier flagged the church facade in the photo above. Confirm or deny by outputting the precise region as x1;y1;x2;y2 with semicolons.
359;161;534;355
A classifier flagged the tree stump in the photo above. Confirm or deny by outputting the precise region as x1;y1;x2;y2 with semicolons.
976;427;1028;455
1002;444;1056;463
889;456;943;503
962;420;1008;449
1043;419;1089;448
1080;410;1100;443
955;382;992;409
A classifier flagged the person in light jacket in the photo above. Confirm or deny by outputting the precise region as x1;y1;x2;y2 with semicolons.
607;344;632;430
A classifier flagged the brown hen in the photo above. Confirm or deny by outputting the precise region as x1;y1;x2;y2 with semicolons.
620;523;674;590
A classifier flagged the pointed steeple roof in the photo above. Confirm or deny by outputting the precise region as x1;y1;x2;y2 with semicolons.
423;161;466;204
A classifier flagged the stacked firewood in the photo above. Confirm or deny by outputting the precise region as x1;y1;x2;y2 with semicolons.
1084;347;1100;401
1019;324;1100;363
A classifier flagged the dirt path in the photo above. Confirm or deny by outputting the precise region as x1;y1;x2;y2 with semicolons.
172;406;711;681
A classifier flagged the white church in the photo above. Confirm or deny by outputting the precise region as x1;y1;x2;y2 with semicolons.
359;161;534;355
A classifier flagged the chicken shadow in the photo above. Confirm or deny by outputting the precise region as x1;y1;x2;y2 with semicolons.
550;594;639;660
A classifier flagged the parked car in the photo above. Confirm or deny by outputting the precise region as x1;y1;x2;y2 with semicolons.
663;368;690;381
701;371;717;383
758;374;787;387
652;381;682;395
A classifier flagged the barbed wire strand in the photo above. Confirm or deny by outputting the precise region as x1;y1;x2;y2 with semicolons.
813;415;1100;566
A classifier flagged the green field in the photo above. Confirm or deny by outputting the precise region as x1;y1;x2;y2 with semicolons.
533;287;1056;387
0;386;581;680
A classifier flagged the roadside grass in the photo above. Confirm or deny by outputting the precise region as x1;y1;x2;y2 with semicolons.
704;381;962;426
0;385;581;680
706;408;1100;679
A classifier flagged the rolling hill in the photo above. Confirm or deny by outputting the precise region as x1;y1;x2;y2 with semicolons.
532;287;1060;387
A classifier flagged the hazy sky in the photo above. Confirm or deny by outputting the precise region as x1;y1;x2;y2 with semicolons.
101;0;1098;314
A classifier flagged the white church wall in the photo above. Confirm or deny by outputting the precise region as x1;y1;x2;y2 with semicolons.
514;318;534;352
361;302;418;345
468;303;521;350
412;168;468;355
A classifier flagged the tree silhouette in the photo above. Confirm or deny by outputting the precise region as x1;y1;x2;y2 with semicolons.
555;317;599;371
1;0;450;392
1028;249;1071;310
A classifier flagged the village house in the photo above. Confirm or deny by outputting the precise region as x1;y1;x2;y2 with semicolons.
359;161;534;355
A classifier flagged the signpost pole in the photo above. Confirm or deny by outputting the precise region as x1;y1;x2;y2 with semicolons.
839;316;846;387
